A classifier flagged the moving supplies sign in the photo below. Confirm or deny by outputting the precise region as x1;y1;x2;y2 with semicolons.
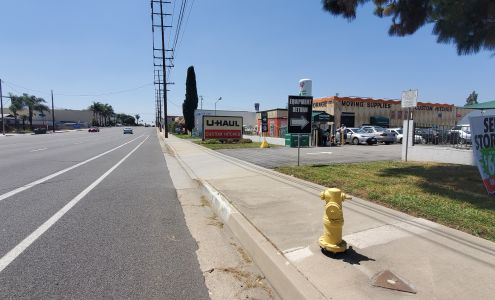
203;116;243;140
471;115;495;194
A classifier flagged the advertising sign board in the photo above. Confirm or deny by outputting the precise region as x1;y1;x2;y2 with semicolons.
261;111;268;133
288;95;313;134
203;115;243;140
470;115;495;194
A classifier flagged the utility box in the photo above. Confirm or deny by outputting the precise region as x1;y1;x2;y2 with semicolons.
285;133;310;147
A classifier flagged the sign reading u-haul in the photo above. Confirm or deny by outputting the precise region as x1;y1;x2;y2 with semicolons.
203;115;243;140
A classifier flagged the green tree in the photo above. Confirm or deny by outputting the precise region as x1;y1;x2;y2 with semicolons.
466;91;479;106
8;94;24;131
34;102;50;126
182;66;199;134
322;0;495;55
135;114;140;125
24;95;47;130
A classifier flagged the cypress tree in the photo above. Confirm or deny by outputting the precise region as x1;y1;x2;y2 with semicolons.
182;66;199;134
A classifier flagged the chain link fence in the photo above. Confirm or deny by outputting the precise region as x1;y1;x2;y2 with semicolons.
413;123;471;150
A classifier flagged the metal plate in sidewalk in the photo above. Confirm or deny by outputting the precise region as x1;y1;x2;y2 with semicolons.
371;270;416;294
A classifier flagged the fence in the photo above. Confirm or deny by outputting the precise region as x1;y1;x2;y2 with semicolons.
412;123;471;150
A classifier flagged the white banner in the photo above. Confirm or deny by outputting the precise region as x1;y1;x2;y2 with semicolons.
470;115;495;194
401;90;418;108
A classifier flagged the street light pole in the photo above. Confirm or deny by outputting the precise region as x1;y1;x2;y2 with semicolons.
215;97;222;115
51;90;55;133
0;78;4;135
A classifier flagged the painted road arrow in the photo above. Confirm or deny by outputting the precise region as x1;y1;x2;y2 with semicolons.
290;116;309;129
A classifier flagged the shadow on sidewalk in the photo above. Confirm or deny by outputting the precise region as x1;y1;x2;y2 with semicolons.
321;247;375;265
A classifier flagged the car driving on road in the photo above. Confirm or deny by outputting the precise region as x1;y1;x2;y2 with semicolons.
88;127;99;132
123;127;133;134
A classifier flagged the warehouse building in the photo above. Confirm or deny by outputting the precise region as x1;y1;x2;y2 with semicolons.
313;95;470;128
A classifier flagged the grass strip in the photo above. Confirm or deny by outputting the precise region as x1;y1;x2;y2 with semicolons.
276;161;495;242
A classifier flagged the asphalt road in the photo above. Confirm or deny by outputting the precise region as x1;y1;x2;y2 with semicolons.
217;143;402;168
0;128;209;299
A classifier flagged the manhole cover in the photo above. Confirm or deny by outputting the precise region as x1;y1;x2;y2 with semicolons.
371;270;416;294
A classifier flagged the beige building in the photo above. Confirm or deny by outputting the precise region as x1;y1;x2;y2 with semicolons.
313;96;470;128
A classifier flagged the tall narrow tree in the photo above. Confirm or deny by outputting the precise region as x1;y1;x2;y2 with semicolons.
182;66;199;134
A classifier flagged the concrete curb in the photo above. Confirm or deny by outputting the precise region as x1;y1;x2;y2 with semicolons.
157;132;326;300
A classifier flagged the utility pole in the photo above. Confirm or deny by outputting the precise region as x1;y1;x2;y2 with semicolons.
159;0;168;138
51;90;55;133
157;70;162;132
200;95;203;110
0;78;4;135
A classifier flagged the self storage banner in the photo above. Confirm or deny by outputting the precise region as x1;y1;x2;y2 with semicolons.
471;115;495;194
203;116;243;140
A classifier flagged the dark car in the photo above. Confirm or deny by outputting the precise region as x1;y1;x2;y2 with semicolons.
415;128;442;144
34;127;47;134
88;127;100;132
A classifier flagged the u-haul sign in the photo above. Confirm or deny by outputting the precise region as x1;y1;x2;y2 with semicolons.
203;116;243;140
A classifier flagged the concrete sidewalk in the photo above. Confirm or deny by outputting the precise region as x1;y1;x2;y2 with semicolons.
161;134;495;300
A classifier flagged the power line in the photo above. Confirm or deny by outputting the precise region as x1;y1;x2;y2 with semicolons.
2;79;153;97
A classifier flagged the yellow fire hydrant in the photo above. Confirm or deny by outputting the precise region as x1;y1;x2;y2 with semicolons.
319;188;351;253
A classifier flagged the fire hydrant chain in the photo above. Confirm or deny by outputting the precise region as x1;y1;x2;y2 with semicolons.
319;188;352;254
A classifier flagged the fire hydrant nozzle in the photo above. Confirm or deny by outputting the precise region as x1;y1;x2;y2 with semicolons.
319;188;351;253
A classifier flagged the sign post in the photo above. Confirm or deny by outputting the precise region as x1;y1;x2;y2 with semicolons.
401;90;418;162
260;111;269;148
288;95;313;166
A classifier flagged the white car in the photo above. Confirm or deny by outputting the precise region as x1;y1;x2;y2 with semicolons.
123;127;133;134
449;125;471;143
388;128;425;144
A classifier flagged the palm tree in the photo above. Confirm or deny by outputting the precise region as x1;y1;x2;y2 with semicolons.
135;114;140;125
25;95;47;130
8;94;23;132
34;102;50;126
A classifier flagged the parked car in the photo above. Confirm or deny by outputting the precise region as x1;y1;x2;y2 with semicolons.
88;127;100;132
359;126;396;144
415;128;443;144
388;128;425;144
448;125;471;144
123;127;133;134
34;127;47;134
336;128;378;145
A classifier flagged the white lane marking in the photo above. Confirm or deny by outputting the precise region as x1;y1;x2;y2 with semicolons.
0;135;150;273
0;134;144;203
306;152;333;155
30;148;48;152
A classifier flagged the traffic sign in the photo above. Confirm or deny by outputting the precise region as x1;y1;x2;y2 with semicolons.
288;95;312;134
261;111;268;132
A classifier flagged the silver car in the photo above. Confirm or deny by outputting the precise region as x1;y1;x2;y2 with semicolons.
123;127;133;134
360;126;396;144
388;128;425;144
336;128;378;145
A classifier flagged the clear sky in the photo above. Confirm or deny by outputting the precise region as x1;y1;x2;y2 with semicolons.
1;1;493;124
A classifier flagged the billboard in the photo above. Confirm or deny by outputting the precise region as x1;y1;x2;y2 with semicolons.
203;115;243;140
471;115;495;194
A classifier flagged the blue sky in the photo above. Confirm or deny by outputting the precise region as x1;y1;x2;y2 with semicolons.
1;1;493;124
